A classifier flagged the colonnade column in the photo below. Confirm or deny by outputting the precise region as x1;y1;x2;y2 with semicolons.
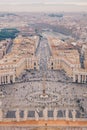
84;75;86;83
24;109;28;121
86;75;87;83
73;74;87;83
13;75;15;83
83;75;86;83
0;74;16;85
72;109;76;121
35;110;39;121
0;76;1;84
1;76;4;84
2;76;5;84
5;76;7;84
4;76;6;84
81;75;83;83
53;108;57;120
7;75;10;84
80;75;86;83
78;75;80;83
73;74;76;82
16;108;20;122
65;109;69;120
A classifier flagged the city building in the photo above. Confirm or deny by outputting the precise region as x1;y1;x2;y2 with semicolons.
0;35;39;85
47;36;87;83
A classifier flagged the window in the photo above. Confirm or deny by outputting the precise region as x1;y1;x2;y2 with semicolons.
51;62;53;66
34;62;36;66
34;67;36;70
51;67;53;70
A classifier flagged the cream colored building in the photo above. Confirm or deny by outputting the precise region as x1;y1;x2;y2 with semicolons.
47;36;87;83
73;46;87;83
0;35;39;85
84;47;87;69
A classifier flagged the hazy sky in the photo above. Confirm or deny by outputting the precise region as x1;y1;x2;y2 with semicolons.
0;0;87;12
0;0;87;4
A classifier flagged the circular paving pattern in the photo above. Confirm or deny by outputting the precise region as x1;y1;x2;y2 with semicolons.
26;91;61;104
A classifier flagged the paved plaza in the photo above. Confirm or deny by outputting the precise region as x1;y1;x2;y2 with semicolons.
0;37;87;119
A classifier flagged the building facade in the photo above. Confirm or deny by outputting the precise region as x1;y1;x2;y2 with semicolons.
47;36;87;83
0;35;39;85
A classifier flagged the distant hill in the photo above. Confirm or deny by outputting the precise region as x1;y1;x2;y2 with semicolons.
0;13;18;17
49;13;63;18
